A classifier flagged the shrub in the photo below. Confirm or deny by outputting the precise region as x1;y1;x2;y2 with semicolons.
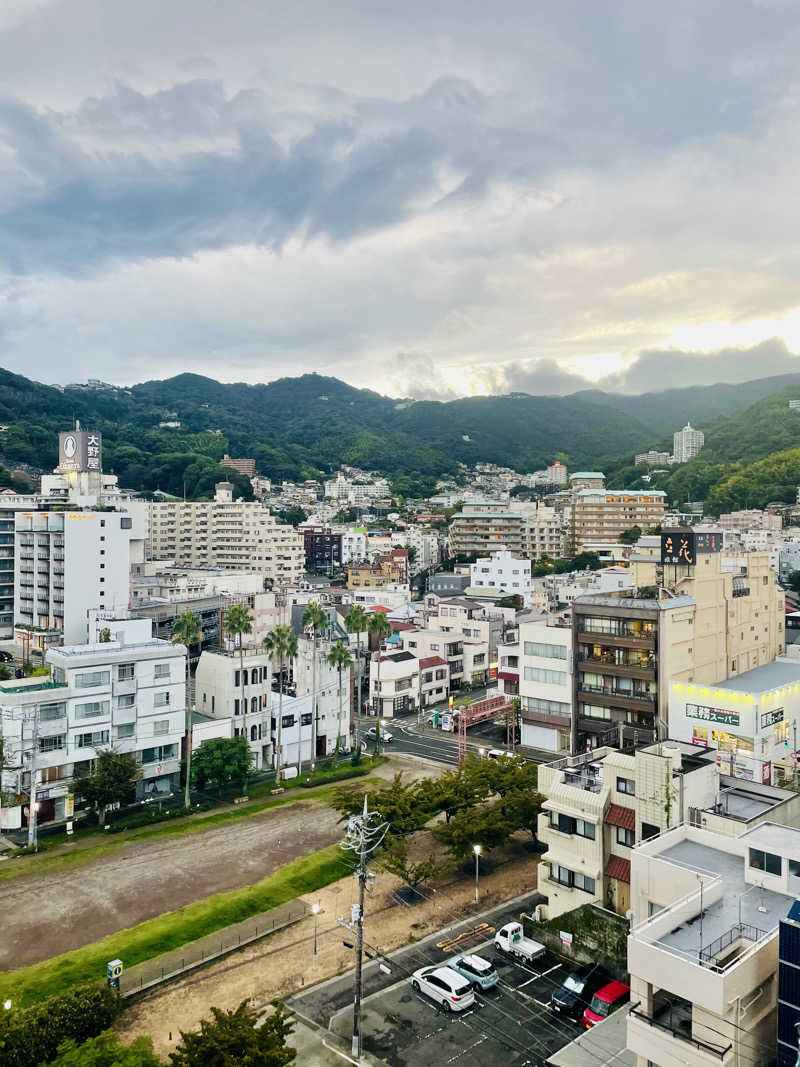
0;983;121;1067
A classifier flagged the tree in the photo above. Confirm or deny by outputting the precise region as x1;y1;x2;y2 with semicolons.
225;603;253;745
501;788;546;847
344;605;368;722
71;749;140;825
169;1000;295;1067
619;525;642;545
191;736;253;795
326;641;352;753
275;506;307;527
263;625;298;773
366;611;391;738
377;834;441;889
172;610;202;808
433;801;512;861
301;602;328;770
46;1031;162;1066
98;627;112;643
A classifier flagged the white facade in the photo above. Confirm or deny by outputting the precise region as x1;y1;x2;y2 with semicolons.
131;563;264;605
470;548;533;606
371;650;420;717
391;527;441;576
522;504;564;560
0;627;186;829
673;421;705;463
518;616;573;754
15;510;131;645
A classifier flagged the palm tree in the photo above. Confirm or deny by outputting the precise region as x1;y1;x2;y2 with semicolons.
225;602;253;750
301;601;328;770
326;641;352;754
344;604;368;724
172;610;202;808
263;624;297;775
367;610;392;747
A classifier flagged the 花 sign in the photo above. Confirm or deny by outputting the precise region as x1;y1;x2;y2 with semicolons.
58;430;102;474
661;529;695;566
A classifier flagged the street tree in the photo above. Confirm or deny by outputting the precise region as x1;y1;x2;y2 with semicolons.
172;609;202;808
301;602;328;770
263;625;298;773
433;801;513;861
501;788;546;846
191;736;253;795
376;834;442;889
224;602;253;736
46;1031;162;1066
169;1000;295;1067
326;641;352;753
71;749;140;826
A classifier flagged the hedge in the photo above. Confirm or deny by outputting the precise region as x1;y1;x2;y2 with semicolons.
0;984;121;1067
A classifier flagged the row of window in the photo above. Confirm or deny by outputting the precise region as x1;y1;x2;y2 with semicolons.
524;697;570;718
524;666;567;686
549;812;595;839
549;864;595;894
37;720;172;752
524;641;567;660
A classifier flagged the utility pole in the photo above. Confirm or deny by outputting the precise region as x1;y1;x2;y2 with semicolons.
27;704;39;851
340;796;389;1060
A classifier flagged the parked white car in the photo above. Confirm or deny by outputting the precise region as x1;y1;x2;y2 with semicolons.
410;966;475;1012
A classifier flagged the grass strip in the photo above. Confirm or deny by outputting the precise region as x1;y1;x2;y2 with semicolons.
0;774;380;884
0;843;352;1007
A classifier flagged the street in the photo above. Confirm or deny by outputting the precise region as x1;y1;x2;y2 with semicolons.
356;714;543;767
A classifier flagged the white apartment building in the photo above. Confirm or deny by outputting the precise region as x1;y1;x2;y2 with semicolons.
522;503;564;560
391;527;441;576
131;563;264;605
371;649;420;718
717;509;783;532
673;421;705;463
323;473;390;506
635;449;674;467
518;615;573;754
531;566;634;611
0;620;186;830
148;482;304;587
470;547;533;606
780;538;800;581
627;820;800;1067
15;510;132;645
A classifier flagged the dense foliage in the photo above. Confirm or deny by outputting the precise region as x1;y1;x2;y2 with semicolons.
169;1000;295;1067
0;984;122;1067
45;1031;162;1066
191;736;254;793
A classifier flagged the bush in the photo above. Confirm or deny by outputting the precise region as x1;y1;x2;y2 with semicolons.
0;983;121;1067
106;805;191;834
299;763;370;788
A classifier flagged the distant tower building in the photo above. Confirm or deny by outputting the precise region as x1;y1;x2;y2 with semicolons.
673;422;704;464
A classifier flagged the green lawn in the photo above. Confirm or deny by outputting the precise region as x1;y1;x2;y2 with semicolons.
0;770;382;885
0;844;353;1007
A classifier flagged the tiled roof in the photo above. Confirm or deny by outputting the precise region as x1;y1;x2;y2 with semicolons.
605;855;631;883
605;804;635;831
419;656;447;669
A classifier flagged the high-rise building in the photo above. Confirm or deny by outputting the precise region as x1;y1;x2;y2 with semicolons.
15;510;132;646
562;488;666;554
148;483;305;587
673;421;705;463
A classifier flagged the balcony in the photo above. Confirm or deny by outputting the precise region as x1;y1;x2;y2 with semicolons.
628;1004;732;1064
576;627;655;650
578;657;655;681
578;683;656;709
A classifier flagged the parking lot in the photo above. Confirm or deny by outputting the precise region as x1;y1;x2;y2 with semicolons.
326;934;587;1066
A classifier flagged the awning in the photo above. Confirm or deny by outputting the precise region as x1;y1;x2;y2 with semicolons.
605;804;635;831
605;855;631;883
498;670;519;682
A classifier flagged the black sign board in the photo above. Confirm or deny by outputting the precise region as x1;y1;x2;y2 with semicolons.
661;529;695;566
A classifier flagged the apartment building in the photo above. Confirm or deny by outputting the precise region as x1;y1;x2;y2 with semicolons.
448;505;527;556
627;820;800;1066
391;527;441;575
563;488;666;554
0;621;186;829
428;598;511;684
221;454;256;478
419;655;449;707
522;503;564;560
519;614;573;754
148;482;304;587
371;650;420;717
470;548;533;606
131;564;264;605
15;510;131;645
635;450;673;467
717;509;783;532
400;628;465;690
303;529;343;573
572;544;785;752
673;420;705;463
346;550;409;589
669;657;800;786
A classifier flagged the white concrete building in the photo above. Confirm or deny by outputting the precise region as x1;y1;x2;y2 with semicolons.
627;820;800;1066
673;421;705;463
371;649;420;718
519;615;573;754
131;563;264;605
470;547;533;606
522;503;564;560
148;482;305;587
15;510;132;645
194;648;275;771
391;527;441;576
0;620;186;830
780;538;800;582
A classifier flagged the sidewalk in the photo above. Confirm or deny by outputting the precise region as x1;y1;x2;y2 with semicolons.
120;899;308;998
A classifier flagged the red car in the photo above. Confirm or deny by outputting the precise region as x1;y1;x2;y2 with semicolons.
582;979;630;1028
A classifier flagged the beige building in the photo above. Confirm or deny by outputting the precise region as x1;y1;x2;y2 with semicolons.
563;488;666;554
148;482;305;587
627;820;800;1066
449;501;565;560
346;550;409;589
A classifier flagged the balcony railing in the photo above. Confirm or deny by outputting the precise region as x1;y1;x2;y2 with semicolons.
580;683;656;705
699;922;765;965
629;1005;731;1060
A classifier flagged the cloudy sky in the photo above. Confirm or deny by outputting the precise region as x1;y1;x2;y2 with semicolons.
2;0;800;398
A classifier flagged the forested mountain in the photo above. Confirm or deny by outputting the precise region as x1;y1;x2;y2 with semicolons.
1;365;800;503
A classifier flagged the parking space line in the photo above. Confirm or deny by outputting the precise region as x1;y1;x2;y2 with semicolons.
517;975;540;988
541;963;562;978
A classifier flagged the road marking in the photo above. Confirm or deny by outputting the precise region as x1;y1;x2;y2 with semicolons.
436;922;495;952
533;997;550;1008
518;975;540;988
541;964;562;978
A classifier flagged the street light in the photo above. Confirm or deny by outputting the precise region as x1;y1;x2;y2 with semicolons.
473;844;481;904
479;747;485;759
312;902;320;969
3;999;11;1011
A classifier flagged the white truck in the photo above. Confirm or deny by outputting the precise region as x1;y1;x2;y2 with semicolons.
494;922;546;963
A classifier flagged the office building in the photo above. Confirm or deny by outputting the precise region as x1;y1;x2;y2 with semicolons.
303;529;343;573
15;510;132;646
148;482;304;587
673;421;705;463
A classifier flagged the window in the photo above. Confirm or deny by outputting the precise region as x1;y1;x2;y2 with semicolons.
75;670;110;688
616;826;635;847
117;693;135;709
76;730;110;747
577;819;596;840
39;702;66;721
38;735;66;752
234;670;240;687
153;691;170;707
153;720;169;735
301;713;313;726
790;859;800;879
141;744;176;763
641;822;659;841
154;663;171;679
282;714;295;728
250;724;258;740
75;700;109;720
524;666;567;685
431;644;440;652
617;777;635;796
525;697;570;719
573;872;596;894
116;723;135;739
749;848;781;876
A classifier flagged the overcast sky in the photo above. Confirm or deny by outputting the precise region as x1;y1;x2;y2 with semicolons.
2;0;800;398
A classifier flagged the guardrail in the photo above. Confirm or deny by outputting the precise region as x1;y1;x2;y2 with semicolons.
700;922;765;965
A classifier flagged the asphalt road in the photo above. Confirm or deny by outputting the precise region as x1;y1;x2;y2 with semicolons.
356;715;539;767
